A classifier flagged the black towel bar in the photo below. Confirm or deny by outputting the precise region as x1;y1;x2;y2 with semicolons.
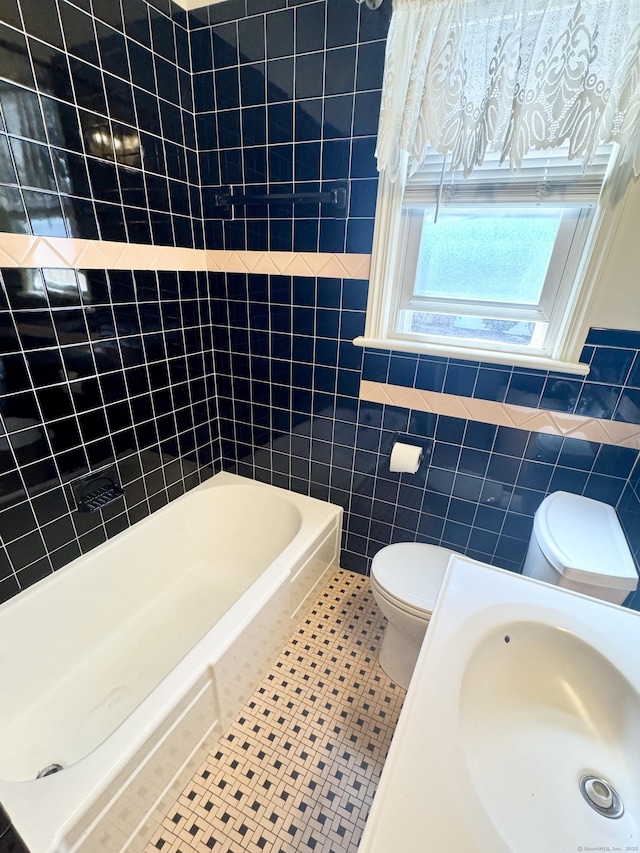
212;186;347;211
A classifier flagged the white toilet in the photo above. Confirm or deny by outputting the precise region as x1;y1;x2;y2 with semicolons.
371;491;638;689
522;490;638;605
370;543;455;689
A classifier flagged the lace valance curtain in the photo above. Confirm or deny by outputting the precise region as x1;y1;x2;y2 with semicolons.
376;0;640;181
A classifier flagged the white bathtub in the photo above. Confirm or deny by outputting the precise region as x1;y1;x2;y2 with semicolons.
0;472;342;853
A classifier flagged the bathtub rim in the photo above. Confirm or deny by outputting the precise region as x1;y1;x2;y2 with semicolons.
0;471;331;624
0;471;342;853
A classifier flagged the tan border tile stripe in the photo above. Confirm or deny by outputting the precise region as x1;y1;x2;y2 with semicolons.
5;233;636;448
0;233;371;279
359;380;640;449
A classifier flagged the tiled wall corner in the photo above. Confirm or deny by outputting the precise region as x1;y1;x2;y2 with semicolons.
195;0;390;253
0;0;202;249
1;0;639;615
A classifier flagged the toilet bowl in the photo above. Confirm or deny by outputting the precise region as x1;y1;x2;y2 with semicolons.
522;491;638;605
371;543;455;688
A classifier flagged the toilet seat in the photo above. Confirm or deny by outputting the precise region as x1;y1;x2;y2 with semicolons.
371;543;454;615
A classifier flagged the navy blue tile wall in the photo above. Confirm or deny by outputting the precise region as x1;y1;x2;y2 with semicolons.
212;270;640;608
1;0;639;614
0;266;219;604
618;456;640;608
196;0;390;251
361;328;640;425
1;0;388;252
0;0;202;248
190;0;640;610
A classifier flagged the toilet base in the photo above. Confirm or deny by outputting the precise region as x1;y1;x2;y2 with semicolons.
370;542;454;690
378;618;428;690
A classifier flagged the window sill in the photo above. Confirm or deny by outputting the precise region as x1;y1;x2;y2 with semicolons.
352;336;591;376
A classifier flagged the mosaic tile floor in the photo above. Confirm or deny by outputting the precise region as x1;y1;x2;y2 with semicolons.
143;571;406;853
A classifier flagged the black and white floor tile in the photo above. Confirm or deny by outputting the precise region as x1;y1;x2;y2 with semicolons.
143;571;405;853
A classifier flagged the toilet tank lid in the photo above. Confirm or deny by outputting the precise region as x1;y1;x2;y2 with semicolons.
534;492;638;589
371;543;455;612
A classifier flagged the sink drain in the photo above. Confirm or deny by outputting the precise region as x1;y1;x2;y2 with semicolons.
579;775;624;819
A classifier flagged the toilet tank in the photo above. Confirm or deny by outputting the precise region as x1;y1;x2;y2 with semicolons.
522;491;638;606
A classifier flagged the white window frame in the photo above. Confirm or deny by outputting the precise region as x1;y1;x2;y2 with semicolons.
355;150;630;375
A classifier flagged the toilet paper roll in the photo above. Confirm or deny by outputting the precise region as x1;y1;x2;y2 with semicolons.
389;442;423;474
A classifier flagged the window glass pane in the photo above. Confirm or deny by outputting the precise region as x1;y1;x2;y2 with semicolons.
414;210;563;305
401;311;539;346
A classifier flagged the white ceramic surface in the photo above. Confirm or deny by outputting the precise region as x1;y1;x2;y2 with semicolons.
359;556;640;853
0;472;342;853
370;576;430;689
370;543;454;688
527;490;637;592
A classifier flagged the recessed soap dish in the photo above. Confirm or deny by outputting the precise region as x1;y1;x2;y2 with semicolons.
70;466;124;513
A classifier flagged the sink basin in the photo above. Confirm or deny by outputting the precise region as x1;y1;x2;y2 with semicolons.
359;557;640;853
461;622;640;851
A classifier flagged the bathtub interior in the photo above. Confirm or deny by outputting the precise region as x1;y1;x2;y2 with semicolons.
0;472;342;853
63;576;293;853
0;482;303;783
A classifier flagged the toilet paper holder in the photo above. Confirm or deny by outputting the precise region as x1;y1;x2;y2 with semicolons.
388;434;432;474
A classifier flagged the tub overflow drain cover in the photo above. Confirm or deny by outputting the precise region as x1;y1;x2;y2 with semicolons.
585;778;612;809
579;775;623;819
36;763;64;778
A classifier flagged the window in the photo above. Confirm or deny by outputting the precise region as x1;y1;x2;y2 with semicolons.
361;0;640;374
358;144;627;374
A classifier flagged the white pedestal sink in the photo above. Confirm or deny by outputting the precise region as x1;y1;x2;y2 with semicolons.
360;556;640;853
